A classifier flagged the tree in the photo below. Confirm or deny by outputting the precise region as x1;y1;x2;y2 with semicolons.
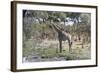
56;12;67;25
67;13;81;23
23;10;33;40
33;11;48;23
80;13;91;25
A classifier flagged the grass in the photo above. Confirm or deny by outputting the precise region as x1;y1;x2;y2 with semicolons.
23;39;91;62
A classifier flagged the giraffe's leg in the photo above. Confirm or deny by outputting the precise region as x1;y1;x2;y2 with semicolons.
69;42;72;53
69;43;71;52
59;40;62;53
56;43;58;53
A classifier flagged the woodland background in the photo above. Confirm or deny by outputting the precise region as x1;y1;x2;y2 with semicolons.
23;10;91;62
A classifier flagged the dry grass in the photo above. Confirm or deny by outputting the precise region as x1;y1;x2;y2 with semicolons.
23;39;91;62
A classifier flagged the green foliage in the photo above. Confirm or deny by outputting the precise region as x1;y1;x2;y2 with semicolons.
23;40;34;57
80;13;91;25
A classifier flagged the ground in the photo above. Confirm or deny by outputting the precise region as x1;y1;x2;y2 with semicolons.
23;39;91;63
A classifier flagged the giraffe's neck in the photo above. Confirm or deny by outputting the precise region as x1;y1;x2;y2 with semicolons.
52;24;62;33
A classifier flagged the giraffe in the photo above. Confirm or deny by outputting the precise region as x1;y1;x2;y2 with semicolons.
50;23;73;53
